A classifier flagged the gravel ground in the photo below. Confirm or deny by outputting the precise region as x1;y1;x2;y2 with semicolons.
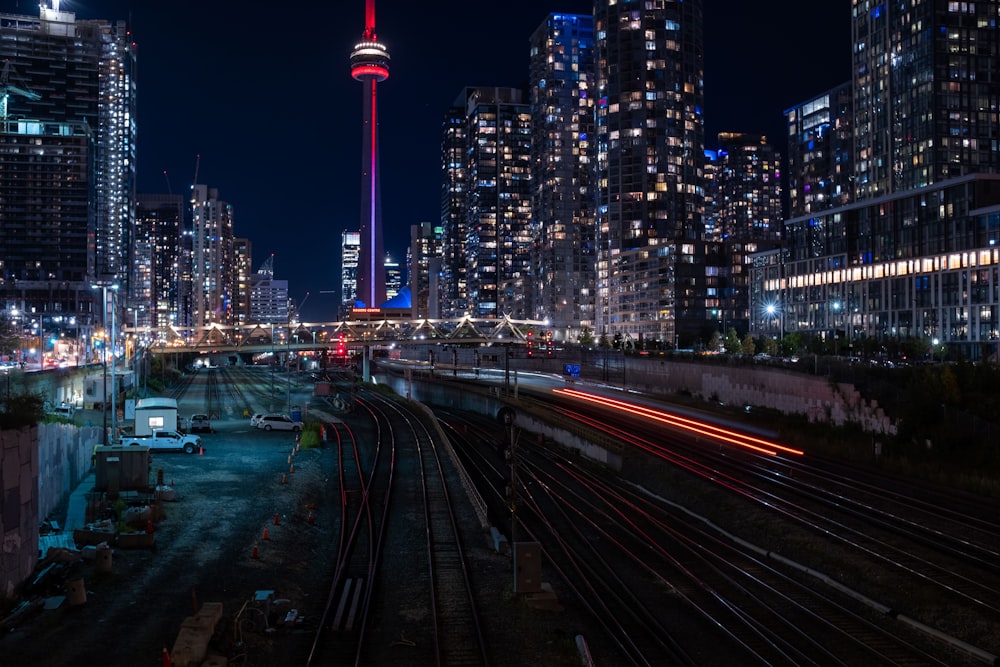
0;398;600;666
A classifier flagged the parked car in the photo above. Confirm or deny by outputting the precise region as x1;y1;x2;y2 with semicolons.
249;413;264;428
256;414;303;432
190;414;213;433
48;404;75;419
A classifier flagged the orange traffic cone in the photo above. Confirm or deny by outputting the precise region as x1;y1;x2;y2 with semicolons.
263;527;270;541
281;473;287;485
162;645;172;667
251;542;259;559
199;445;203;455
287;455;291;465
273;512;280;526
307;512;314;525
146;519;154;534
289;463;295;474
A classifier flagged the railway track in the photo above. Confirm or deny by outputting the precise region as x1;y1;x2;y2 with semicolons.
305;388;486;665
437;397;999;665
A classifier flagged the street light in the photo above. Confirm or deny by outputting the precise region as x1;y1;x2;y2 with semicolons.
832;300;842;356
765;301;783;354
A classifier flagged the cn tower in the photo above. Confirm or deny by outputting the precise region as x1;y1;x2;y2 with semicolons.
350;0;389;308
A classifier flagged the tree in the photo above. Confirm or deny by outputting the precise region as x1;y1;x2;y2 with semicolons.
598;329;611;349
0;392;44;429
741;333;756;356
708;330;723;353
578;327;595;348
724;327;741;354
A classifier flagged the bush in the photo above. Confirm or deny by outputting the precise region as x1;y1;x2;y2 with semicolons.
0;393;45;429
299;421;323;449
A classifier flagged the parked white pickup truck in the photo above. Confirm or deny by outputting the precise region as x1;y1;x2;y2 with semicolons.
119;429;201;454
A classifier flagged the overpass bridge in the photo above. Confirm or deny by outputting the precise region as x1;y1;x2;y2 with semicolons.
134;315;550;356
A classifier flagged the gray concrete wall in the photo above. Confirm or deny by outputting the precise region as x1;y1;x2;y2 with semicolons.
0;422;100;600
620;359;896;435
1;426;39;599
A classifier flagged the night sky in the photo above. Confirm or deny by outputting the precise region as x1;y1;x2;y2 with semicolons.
9;1;850;320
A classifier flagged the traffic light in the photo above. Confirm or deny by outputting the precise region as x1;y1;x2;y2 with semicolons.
336;334;346;357
526;331;533;357
546;331;554;356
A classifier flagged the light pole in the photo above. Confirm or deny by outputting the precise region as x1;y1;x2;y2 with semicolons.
832;300;842;357
765;302;783;355
92;282;119;443
270;322;275;411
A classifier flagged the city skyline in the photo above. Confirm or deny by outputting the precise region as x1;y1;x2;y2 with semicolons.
12;1;848;320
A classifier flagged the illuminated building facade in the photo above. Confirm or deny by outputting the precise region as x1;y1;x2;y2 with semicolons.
134;194;185;330
784;82;853;218
341;230;360;314
706;134;783;337
440;87;533;319
409;221;443;319
249;254;288;325
456;87;533;319
232;237;253;327
529;13;596;341
0;4;135;348
440;107;468;317
190;185;234;328
594;0;706;347
852;0;1000;199
751;1;1000;359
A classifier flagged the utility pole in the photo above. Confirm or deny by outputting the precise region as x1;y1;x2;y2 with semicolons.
92;281;119;443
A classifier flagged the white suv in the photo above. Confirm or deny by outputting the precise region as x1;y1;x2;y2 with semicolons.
256;414;303;432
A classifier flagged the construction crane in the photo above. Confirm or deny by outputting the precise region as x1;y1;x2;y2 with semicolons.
1;60;41;123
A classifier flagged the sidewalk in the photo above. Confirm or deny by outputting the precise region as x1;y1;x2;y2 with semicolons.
62;471;96;533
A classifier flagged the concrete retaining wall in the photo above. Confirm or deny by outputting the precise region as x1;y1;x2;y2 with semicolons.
621;359;896;435
1;426;39;599
0;422;100;600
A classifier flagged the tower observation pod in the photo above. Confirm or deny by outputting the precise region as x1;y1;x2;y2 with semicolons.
350;0;389;309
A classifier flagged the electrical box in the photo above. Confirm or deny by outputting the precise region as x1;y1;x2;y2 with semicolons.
513;541;542;593
94;445;151;493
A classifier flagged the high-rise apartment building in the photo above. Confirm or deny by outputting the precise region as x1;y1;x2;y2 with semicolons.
594;0;706;347
752;1;1000;359
444;87;534;319
440;107;468;317
784;82;853;218
0;4;135;347
134;194;185;331
852;0;1000;198
529;13;596;341
341;230;360;315
232;238;253;327
707;134;783;337
713;133;782;243
190;185;235;329
409;222;442;319
385;254;402;301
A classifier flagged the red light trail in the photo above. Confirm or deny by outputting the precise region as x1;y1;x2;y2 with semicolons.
553;388;804;457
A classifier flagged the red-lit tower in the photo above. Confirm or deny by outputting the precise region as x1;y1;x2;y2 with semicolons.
350;0;389;308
